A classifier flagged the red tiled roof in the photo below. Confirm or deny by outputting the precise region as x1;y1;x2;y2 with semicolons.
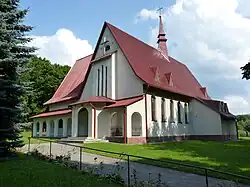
70;96;116;106
31;109;72;119
104;22;210;100
104;95;144;109
44;54;93;105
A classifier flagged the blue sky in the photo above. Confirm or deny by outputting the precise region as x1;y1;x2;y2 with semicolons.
21;0;175;46
20;0;250;114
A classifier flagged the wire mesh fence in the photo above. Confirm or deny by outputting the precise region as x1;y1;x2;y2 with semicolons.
25;137;250;187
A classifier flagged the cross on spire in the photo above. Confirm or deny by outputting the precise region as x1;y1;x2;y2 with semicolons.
157;7;163;17
156;7;169;62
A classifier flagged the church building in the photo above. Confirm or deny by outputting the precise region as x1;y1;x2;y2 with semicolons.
31;16;237;143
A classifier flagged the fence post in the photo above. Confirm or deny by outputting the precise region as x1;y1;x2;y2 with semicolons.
205;169;209;187
28;137;31;153
127;155;130;186
49;141;52;159
79;147;82;170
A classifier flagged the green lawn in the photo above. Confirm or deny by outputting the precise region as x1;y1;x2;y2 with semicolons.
0;154;121;187
21;131;55;144
84;139;250;181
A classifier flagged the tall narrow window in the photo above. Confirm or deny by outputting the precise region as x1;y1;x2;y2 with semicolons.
161;98;166;122
105;66;108;97
101;65;104;96
177;101;182;123
184;103;189;124
151;96;156;121
170;100;174;122
97;69;100;96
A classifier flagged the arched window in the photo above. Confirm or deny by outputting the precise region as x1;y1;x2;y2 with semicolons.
42;122;46;133
131;112;142;136
110;112;123;136
184;103;189;124
151;96;156;121
161;98;166;122
170;100;174;122
58;119;63;128
177;101;182;123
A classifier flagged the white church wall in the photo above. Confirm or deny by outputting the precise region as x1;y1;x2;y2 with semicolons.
221;119;237;140
80;57;112;100
96;107;124;139
94;27;119;60
127;97;146;138
49;101;72;111
80;26;143;101
146;94;189;138
32;114;72;138
80;26;118;100
116;49;144;99
189;99;222;135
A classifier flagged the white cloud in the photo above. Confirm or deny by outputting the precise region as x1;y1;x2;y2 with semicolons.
137;0;250;114
30;28;93;66
135;9;158;23
224;95;249;115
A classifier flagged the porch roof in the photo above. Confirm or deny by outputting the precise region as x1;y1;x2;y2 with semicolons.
30;109;72;119
104;95;144;109
70;96;116;106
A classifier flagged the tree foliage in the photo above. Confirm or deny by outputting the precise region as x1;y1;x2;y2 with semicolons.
237;114;250;136
20;57;70;122
241;61;250;80
0;0;36;156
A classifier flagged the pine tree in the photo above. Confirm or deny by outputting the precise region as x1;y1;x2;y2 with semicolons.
0;0;35;157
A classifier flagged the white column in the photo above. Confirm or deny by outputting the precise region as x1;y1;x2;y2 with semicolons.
63;118;67;137
33;121;37;137
46;120;50;137
54;119;59;137
111;53;116;99
72;106;78;137
39;120;43;137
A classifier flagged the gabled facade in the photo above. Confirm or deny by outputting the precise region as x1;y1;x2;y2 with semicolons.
31;16;237;143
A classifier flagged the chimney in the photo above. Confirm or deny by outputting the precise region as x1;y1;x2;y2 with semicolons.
157;15;169;61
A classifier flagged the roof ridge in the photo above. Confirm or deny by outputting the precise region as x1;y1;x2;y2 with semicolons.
106;22;168;59
76;53;93;61
106;22;188;67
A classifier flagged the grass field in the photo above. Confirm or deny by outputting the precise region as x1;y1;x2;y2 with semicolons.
21;131;54;144
84;138;250;179
0;154;121;187
20;131;250;181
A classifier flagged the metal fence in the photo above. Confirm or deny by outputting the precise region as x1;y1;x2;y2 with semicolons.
27;137;250;187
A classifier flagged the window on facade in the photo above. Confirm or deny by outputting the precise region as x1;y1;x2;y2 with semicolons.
105;45;110;52
170;100;174;122
184;103;189;124
42;122;46;132
151;96;156;121
105;66;108;97
58;119;63;128
161;98;166;122
97;69;100;96
177;101;182;123
101;65;104;96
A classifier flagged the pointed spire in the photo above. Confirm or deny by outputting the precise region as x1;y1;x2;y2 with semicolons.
157;15;169;61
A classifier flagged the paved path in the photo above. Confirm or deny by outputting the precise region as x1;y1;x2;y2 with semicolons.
20;143;249;187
